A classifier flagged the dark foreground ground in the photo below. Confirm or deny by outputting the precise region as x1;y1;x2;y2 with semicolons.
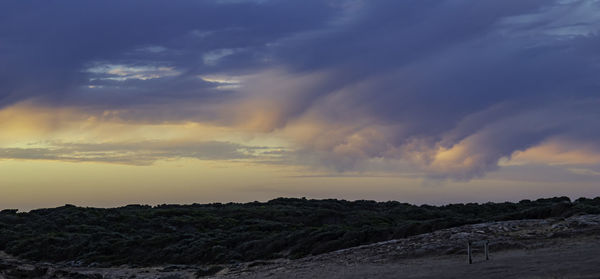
218;214;600;279
1;214;600;278
233;238;600;279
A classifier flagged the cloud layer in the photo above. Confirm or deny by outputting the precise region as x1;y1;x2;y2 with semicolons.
2;0;600;179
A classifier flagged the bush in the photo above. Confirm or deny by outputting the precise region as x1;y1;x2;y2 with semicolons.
0;196;598;266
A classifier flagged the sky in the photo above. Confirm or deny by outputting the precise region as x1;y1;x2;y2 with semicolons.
1;0;600;210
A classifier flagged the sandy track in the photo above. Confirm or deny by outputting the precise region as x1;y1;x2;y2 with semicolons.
230;238;600;279
217;215;600;279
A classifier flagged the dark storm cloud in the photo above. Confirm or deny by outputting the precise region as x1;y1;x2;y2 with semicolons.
259;0;600;178
270;0;600;132
2;0;600;179
0;0;338;106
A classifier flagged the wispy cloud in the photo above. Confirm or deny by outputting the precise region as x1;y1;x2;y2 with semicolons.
0;141;285;166
86;64;181;81
568;168;600;176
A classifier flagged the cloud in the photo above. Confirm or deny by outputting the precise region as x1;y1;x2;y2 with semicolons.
244;0;600;179
0;141;284;166
86;64;181;81
2;0;600;180
0;0;338;107
507;140;600;166
567;168;600;176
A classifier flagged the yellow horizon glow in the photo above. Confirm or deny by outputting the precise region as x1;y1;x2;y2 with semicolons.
2;101;600;211
0;101;290;148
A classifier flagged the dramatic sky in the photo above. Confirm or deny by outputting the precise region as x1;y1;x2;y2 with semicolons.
2;0;600;210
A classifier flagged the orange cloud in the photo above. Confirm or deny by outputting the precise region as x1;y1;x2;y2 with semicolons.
0;101;87;143
0;101;290;165
507;141;600;166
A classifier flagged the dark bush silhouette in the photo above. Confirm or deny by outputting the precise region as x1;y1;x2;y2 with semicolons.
1;196;599;266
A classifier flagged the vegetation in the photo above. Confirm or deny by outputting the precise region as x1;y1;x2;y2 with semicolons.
1;196;599;266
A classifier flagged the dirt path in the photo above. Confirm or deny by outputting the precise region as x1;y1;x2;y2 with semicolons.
228;238;600;279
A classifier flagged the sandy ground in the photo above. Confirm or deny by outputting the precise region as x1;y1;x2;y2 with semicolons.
228;237;600;279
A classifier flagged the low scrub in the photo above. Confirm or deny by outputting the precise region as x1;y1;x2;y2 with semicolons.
1;196;599;266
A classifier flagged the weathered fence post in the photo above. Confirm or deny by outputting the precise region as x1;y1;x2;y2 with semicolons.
467;241;472;264
467;240;491;264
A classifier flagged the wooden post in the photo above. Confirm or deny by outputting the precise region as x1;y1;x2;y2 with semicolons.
485;241;489;260
467;241;472;264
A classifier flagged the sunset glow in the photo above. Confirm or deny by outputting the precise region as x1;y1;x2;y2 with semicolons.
1;0;600;210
